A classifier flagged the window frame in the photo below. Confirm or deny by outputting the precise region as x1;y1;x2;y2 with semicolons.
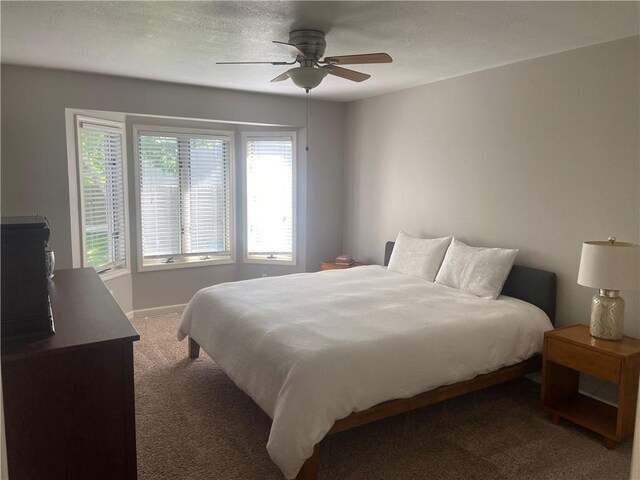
75;115;130;281
242;131;297;266
133;124;236;272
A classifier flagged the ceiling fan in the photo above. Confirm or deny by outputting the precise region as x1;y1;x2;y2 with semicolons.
217;29;392;92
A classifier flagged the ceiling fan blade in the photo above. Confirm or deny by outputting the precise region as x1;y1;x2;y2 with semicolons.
323;65;370;82
270;70;291;83
323;53;392;65
217;61;292;65
273;40;305;58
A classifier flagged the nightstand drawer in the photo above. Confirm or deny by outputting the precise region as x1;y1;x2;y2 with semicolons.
546;337;620;383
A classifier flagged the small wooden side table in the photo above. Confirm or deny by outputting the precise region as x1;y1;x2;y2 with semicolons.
320;261;365;271
542;324;640;449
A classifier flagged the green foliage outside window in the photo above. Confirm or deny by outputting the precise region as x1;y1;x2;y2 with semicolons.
81;128;124;269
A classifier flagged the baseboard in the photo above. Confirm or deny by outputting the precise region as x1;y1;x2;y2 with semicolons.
131;304;186;319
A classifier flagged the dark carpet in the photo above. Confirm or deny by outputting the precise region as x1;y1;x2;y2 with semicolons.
133;315;632;480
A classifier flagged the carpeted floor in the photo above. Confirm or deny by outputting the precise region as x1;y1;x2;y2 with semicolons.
133;315;632;480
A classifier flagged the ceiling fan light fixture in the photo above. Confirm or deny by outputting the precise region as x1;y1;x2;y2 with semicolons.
287;67;327;91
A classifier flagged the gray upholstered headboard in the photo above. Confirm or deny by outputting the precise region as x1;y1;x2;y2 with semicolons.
384;241;557;325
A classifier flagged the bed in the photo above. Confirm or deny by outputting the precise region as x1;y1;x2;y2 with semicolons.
178;241;557;480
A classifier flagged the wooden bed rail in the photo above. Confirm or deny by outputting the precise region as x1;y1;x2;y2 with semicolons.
187;338;542;480
295;355;541;480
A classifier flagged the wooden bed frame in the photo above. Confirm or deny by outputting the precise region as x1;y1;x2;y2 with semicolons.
187;241;557;480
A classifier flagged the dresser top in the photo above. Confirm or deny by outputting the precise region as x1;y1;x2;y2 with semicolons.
2;268;139;362
546;324;640;359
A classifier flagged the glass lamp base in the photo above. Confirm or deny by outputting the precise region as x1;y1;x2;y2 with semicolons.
590;293;624;340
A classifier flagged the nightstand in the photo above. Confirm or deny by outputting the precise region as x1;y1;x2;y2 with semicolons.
542;324;640;449
320;261;365;271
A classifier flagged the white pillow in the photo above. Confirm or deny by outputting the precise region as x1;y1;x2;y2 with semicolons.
387;232;452;282
435;238;518;300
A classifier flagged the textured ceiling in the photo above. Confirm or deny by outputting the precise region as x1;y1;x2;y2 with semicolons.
1;1;638;102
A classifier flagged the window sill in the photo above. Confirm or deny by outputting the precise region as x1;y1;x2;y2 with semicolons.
244;257;296;266
137;258;235;273
99;268;130;282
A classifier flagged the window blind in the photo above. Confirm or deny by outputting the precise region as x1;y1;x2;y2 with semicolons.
245;135;294;262
78;120;127;273
137;131;232;267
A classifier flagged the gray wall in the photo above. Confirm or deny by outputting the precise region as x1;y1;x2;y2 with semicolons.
1;66;345;310
344;36;640;337
3;36;638;329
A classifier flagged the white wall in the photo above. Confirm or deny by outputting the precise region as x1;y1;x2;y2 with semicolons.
344;36;640;337
1;66;345;310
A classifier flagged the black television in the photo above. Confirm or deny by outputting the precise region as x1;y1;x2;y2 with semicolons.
1;215;54;340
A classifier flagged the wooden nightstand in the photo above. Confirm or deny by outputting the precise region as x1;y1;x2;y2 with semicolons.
320;261;365;271
542;324;640;449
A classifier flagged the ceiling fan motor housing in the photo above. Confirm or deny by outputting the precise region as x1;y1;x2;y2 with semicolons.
288;29;326;64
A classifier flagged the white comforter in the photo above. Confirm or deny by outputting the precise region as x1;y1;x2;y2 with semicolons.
178;265;552;479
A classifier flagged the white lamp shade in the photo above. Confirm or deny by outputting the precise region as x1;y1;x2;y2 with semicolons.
577;241;639;291
287;67;327;90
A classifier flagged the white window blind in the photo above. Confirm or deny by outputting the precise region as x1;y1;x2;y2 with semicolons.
245;134;295;263
77;119;127;274
137;129;232;269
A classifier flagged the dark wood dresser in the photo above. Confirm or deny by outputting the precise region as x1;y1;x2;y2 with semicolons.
2;268;140;479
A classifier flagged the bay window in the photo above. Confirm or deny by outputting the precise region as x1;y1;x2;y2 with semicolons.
243;132;296;264
76;116;128;276
135;126;234;270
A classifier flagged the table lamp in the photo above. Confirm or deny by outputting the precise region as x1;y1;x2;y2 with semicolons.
577;237;639;340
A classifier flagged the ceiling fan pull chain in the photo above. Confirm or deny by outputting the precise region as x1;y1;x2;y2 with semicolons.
305;90;310;152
